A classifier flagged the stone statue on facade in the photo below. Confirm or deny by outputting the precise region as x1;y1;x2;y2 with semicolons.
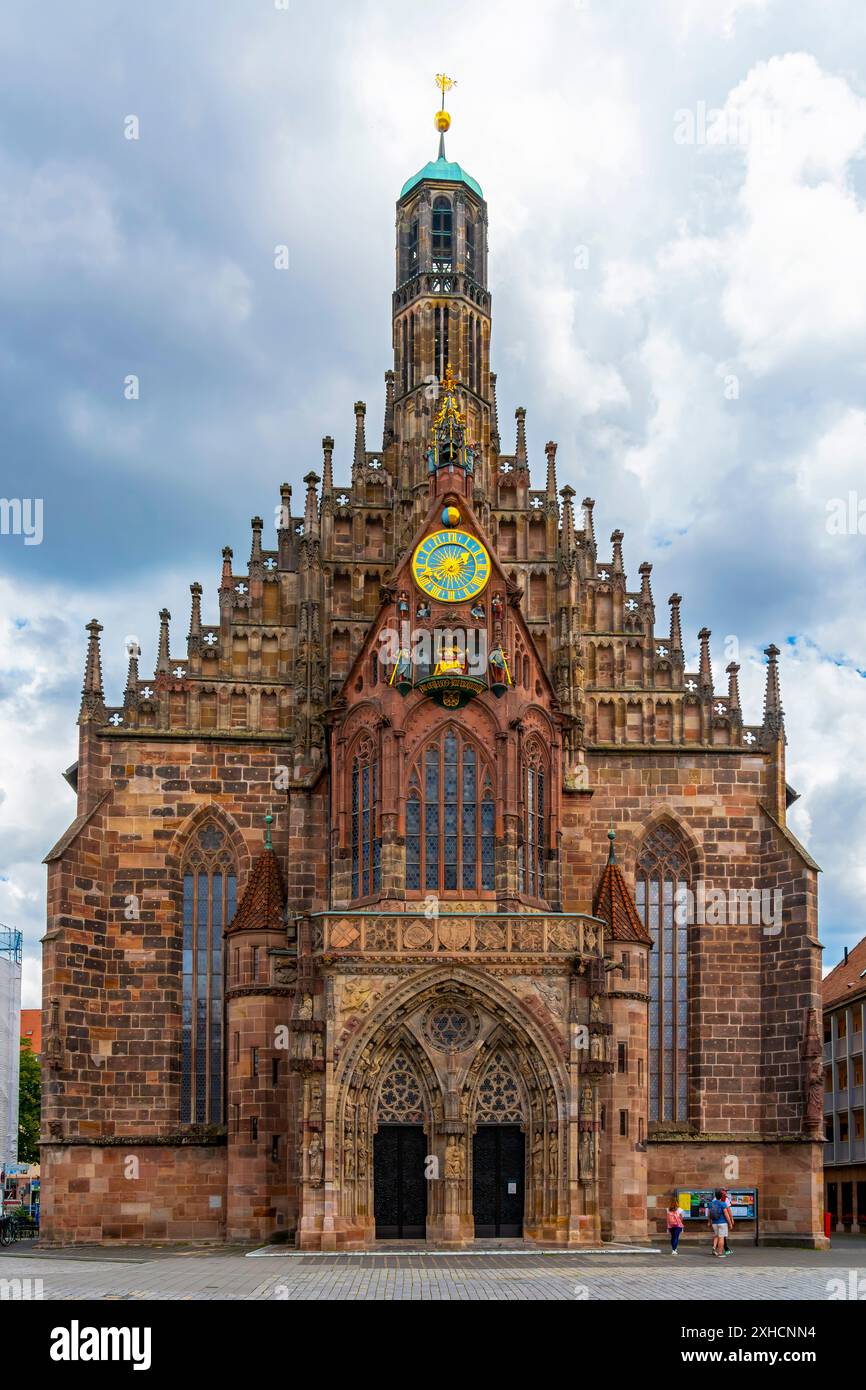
308;1132;324;1186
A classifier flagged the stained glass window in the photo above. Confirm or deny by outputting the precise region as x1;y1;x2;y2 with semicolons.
406;731;494;895
351;741;380;901
635;824;691;1123
181;824;235;1124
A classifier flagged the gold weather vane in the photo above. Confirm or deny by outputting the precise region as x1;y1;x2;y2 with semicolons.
435;73;456;133
435;73;456;108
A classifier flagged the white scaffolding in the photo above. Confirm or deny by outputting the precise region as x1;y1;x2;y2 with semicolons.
0;926;23;1174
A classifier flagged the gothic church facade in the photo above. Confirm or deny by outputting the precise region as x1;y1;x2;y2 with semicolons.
40;98;826;1248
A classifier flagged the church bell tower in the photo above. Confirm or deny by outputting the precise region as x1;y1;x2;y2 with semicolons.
391;75;496;495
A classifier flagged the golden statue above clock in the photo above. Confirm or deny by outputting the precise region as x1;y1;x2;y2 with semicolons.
411;523;491;605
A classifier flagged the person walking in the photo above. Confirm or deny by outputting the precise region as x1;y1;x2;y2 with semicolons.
707;1189;729;1258
666;1196;686;1254
720;1188;734;1256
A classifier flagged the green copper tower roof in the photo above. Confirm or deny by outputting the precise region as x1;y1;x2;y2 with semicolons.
400;154;484;202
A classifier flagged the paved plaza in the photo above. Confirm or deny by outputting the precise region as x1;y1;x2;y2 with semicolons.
1;1237;864;1301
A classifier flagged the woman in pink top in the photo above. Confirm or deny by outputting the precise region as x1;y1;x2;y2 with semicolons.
666;1197;686;1254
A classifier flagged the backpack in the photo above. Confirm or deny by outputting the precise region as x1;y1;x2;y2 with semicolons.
709;1198;726;1222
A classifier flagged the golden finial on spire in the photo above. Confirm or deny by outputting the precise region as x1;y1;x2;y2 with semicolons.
434;72;456;133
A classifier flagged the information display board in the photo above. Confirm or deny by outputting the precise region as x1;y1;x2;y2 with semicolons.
676;1188;757;1221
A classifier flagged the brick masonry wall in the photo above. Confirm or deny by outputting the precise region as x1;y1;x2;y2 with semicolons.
42;734;299;1243
647;1139;825;1247
40;1143;227;1244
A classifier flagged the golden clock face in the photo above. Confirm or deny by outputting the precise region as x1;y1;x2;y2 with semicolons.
412;529;491;603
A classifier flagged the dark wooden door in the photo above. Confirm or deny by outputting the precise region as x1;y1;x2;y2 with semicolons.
374;1126;427;1238
473;1126;525;1237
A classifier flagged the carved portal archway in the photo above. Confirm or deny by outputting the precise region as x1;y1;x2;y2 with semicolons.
331;966;568;1243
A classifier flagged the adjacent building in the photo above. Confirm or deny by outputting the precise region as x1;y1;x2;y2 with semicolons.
822;936;866;1232
40;90;826;1248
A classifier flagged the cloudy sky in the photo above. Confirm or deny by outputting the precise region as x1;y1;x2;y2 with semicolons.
2;0;865;1006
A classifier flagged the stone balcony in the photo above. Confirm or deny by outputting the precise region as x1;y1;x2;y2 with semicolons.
308;910;605;959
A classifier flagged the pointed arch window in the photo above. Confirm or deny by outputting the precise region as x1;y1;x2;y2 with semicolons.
434;306;450;381
377;1048;425;1123
351;738;381;900
465;216;475;272
475;1048;526;1123
634;824;690;1123
405;730;494;894
518;742;547;899
181;824;236;1124
432;196;453;266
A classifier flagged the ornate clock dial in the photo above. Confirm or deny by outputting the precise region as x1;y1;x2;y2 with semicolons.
411;529;491;604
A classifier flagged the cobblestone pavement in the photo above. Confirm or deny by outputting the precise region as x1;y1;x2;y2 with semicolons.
1;1239;864;1300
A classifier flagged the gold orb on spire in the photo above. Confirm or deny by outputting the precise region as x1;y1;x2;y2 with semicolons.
434;72;456;134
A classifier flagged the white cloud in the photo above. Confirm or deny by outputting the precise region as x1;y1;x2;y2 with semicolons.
718;55;866;370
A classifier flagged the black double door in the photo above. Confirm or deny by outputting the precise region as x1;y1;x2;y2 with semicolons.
473;1126;525;1237
374;1126;427;1238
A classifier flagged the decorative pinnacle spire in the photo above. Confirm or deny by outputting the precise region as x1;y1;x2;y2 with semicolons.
545;441;558;497
303;472;320;539
321;437;334;496
610;530;624;575
726;660;741;713
250;516;264;568
278;483;292;533
189;582;202;639
639;561;653;609
123;637;140;707
78;619;106;724
560;485;576;554
353;401;367;473
582;497;596;551
156;608;171;674
265;809;273;852
607;818;617;864
668;593;683;655
383;372;395;449
698;627;713;693
515;407;527;468
220;546;233;590
762;643;785;739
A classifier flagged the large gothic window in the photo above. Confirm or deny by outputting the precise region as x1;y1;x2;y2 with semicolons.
351;739;381;900
518;742;547;899
181;824;236;1124
635;824;691;1123
405;730;494;894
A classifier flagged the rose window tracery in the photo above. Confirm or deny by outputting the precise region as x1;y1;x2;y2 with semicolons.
423;1003;477;1052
